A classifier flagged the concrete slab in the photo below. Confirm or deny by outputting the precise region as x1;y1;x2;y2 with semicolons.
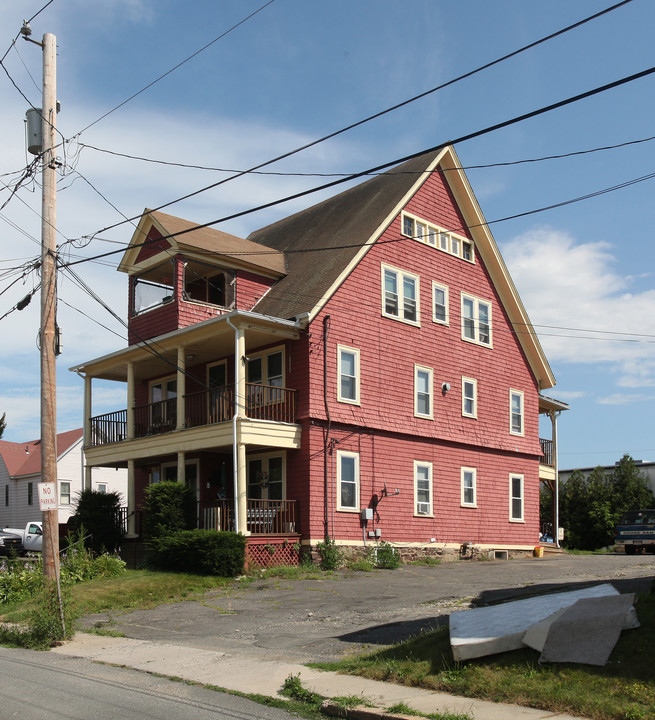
449;583;618;660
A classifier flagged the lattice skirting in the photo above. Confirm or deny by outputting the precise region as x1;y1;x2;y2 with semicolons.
246;537;301;567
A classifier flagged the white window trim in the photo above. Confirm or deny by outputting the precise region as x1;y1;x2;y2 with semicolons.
381;263;421;326
510;473;525;522
246;344;286;386
337;345;360;405
461;467;477;508
60;481;71;505
414;364;433;419
414;460;433;517
401;211;475;263
509;389;525;436
460;293;493;348
462;377;477;419
337;450;360;512
247;452;286;501
432;281;449;325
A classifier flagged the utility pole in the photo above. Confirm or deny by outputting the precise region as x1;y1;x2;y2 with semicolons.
40;31;60;585
23;23;60;585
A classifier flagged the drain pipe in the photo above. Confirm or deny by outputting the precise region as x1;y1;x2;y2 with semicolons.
226;315;241;534
323;315;331;538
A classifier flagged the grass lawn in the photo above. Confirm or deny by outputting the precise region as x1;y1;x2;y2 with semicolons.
312;591;655;720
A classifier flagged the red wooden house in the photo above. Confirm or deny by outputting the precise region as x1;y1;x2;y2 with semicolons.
72;145;566;564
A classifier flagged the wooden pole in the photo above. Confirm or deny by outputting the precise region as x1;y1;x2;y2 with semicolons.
40;32;60;584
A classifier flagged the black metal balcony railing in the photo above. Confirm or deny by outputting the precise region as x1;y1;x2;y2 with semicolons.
200;498;299;535
89;383;296;447
540;438;553;467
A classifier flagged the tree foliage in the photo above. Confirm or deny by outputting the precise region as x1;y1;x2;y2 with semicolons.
0;412;6;439
559;455;655;550
142;481;196;542
67;489;125;554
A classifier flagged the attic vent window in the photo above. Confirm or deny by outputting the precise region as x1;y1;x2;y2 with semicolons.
402;212;474;263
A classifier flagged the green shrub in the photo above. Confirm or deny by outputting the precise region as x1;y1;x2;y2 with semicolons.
149;529;245;576
0;555;44;603
143;481;197;541
375;541;401;569
60;531;126;583
316;536;344;570
67;489;125;554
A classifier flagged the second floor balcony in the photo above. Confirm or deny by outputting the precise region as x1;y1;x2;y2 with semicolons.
90;382;296;447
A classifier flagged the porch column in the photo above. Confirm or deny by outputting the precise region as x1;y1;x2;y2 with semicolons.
83;375;92;490
176;347;185;431
234;324;248;534
177;451;185;484
551;410;561;548
127;361;135;440
126;459;136;538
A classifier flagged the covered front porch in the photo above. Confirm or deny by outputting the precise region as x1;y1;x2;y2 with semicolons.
72;310;307;542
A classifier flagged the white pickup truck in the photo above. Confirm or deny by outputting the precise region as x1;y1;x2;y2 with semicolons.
1;521;43;553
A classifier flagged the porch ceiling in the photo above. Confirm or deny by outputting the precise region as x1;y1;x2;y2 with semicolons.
71;311;302;382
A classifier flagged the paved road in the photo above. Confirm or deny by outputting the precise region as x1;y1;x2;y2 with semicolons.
80;552;655;663
0;647;299;720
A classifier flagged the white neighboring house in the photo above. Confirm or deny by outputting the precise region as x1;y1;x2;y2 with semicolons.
559;461;655;497
0;428;127;529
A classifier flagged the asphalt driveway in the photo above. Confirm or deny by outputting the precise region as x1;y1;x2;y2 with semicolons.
79;552;655;663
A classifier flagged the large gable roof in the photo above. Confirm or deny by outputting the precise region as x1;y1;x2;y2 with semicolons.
248;150;441;320
0;428;82;478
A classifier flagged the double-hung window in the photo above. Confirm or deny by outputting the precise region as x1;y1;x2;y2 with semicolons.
461;293;492;346
60;481;71;505
382;264;419;325
461;467;477;507
510;389;524;436
414;365;433;419
338;451;359;511
414;461;433;516
462;377;477;418
510;474;524;521
338;346;360;404
27;481;33;506
432;282;449;325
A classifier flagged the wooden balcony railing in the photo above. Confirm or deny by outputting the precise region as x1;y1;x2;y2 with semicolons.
89;384;296;447
200;498;299;535
540;438;553;467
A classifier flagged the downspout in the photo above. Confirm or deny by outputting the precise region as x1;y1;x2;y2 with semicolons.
323;315;331;538
226;315;240;534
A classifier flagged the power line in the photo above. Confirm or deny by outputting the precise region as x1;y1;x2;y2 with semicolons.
76;133;655;177
70;0;276;138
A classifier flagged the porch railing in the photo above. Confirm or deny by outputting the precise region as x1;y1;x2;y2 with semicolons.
200;498;299;535
90;383;296;446
540;438;553;467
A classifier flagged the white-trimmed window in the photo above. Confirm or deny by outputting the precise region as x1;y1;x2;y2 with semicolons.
97;484;107;494
337;451;359;511
401;212;474;262
247;348;284;387
60;481;71;505
248;453;285;501
338;345;360;404
414;461;433;516
432;282;449;325
510;389;524;436
414;365;433;419
461;467;477;507
462;377;477;418
461;293;492;347
382;264;419;325
510;474;524;521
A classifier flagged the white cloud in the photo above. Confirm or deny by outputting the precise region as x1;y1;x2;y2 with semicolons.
597;393;655;406
502;228;655;390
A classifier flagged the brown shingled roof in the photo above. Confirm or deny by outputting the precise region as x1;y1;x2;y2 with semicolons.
0;428;83;478
144;210;286;276
247;150;441;319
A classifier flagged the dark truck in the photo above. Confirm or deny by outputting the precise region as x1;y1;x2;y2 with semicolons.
615;509;655;555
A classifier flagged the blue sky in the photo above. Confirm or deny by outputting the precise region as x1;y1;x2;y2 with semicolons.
1;0;654;471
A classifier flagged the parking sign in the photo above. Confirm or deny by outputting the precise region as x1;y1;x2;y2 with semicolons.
38;482;57;511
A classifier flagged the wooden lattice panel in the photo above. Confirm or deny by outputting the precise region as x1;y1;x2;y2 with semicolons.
246;538;300;567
